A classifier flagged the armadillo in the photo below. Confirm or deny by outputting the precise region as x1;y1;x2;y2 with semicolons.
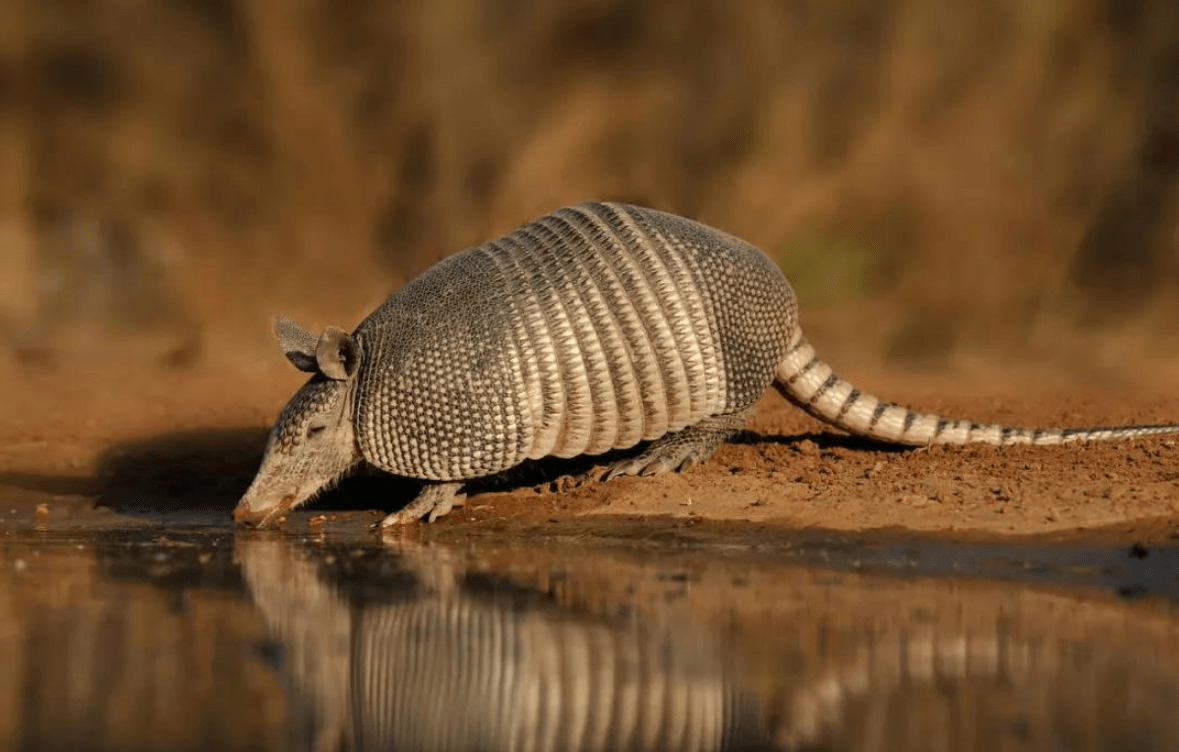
232;201;1179;528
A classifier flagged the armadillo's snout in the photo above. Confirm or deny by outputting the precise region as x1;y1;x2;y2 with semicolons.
232;491;297;528
232;501;261;525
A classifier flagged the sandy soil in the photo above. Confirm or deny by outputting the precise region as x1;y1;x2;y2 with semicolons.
3;352;1179;543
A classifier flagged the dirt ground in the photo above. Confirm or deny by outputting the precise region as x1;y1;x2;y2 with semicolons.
4;0;1179;551
4;344;1179;544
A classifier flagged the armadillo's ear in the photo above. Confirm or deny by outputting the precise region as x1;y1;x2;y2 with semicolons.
274;317;319;372
316;326;359;380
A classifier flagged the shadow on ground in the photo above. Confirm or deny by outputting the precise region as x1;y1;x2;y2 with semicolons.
0;427;913;521
81;427;431;518
93;428;271;514
0;428;271;516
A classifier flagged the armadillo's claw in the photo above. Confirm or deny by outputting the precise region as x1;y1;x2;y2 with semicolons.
603;454;677;481
427;493;466;523
602;413;747;482
378;482;465;529
639;459;671;476
676;452;703;472
602;458;642;482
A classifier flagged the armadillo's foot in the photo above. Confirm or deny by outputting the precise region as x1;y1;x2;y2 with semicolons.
602;411;748;482
378;482;466;528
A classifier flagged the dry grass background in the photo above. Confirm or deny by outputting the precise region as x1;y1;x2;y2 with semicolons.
1;0;1179;373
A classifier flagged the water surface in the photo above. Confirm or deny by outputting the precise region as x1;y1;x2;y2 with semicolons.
1;514;1177;752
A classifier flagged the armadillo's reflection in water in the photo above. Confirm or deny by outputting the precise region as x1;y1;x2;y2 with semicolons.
238;537;760;752
237;536;1179;752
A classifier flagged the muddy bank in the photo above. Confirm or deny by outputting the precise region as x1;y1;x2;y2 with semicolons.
3;354;1178;541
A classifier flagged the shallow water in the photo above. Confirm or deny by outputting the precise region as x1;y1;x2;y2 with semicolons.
1;515;1178;752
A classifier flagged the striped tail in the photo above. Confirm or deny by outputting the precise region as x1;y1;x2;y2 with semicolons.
774;337;1179;446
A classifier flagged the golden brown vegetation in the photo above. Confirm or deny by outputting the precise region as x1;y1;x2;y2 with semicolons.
2;0;1178;369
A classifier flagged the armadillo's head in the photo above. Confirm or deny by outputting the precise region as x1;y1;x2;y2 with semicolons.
233;318;364;528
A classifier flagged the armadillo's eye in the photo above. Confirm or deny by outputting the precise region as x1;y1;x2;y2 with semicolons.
306;424;326;439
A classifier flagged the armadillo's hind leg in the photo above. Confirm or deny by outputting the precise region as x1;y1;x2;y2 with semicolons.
603;411;749;482
379;482;466;527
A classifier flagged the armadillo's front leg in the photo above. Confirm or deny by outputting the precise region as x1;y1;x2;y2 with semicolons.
603;411;749;481
379;482;466;527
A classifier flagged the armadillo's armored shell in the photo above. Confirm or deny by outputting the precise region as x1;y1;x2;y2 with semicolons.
353;202;796;481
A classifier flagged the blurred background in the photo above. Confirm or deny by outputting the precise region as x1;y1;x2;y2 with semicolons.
2;0;1179;372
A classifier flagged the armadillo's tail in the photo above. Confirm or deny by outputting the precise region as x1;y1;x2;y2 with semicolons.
773;336;1179;446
